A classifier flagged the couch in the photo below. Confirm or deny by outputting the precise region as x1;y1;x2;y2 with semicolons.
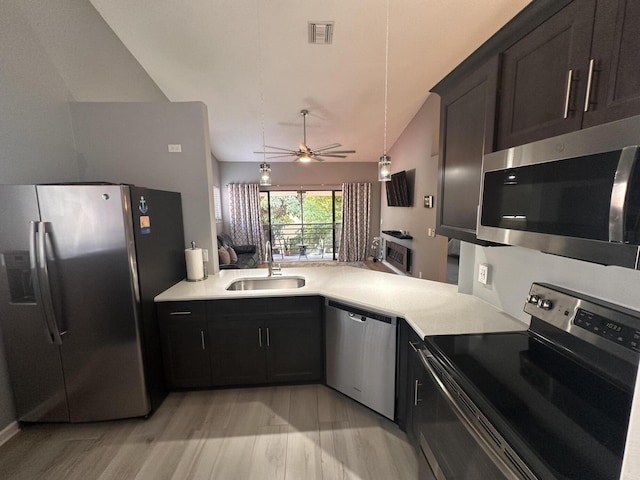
217;233;259;269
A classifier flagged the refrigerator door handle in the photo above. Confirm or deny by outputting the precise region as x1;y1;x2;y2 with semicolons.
37;222;64;345
30;221;54;344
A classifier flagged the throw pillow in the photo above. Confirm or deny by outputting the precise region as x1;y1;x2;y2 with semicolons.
226;246;238;264
218;246;231;265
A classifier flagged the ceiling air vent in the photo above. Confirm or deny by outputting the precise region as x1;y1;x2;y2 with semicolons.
308;22;334;44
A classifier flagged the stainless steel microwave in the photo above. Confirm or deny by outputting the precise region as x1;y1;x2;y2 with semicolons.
478;115;640;269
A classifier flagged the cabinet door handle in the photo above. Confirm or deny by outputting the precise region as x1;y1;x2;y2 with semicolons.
258;327;263;347
563;69;574;119
414;379;423;406
200;330;205;350
170;311;192;315
266;327;270;347
584;58;595;112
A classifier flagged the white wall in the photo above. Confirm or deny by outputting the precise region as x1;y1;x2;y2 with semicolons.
70;102;218;270
380;94;448;281
219;161;380;251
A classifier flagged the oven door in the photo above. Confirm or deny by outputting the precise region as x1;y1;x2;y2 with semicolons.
415;346;537;480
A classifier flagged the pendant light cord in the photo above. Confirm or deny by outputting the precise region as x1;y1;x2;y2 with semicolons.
256;0;266;163
383;0;390;155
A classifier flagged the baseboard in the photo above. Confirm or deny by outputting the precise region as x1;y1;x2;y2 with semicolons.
0;421;20;446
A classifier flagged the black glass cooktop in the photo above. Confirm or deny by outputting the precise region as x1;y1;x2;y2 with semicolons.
427;331;634;480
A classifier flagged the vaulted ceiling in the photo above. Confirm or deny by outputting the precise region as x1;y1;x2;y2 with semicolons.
91;0;531;163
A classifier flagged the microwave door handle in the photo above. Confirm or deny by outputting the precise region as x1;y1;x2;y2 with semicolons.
609;146;639;243
37;223;63;345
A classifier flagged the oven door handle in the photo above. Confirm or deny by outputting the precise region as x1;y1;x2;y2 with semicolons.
609;145;639;243
417;348;537;480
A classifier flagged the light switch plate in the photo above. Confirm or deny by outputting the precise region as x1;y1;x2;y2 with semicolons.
168;144;182;153
424;195;434;208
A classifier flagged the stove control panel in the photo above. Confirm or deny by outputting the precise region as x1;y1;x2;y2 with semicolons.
573;309;640;353
525;283;640;362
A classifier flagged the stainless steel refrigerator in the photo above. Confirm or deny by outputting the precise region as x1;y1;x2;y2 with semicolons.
0;184;186;422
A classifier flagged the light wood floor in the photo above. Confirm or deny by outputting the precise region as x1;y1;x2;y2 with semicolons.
0;384;419;480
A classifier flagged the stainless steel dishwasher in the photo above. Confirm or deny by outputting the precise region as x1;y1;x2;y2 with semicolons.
325;300;396;419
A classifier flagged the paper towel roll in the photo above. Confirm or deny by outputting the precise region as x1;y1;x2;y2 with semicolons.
185;248;205;281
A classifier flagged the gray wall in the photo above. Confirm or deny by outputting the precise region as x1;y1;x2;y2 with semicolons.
0;0;169;431
379;95;448;281
71;102;218;266
466;244;640;319
219;161;380;253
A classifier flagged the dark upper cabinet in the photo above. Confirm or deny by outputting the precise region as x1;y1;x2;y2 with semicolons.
584;0;640;127
433;0;640;243
157;302;212;389
496;0;596;150
497;0;640;150
435;57;499;243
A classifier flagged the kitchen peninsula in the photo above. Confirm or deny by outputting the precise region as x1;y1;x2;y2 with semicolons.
155;266;527;339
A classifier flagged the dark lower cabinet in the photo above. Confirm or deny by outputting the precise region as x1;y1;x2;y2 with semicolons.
266;314;322;383
158;296;323;389
157;302;211;389
209;296;323;386
209;318;267;385
403;325;429;443
398;320;436;480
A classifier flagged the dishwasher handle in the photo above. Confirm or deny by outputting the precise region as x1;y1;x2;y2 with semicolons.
327;300;394;324
348;312;366;322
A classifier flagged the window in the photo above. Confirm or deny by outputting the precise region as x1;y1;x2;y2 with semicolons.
260;190;342;261
213;186;222;223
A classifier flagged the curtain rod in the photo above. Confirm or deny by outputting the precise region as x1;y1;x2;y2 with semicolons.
226;183;342;190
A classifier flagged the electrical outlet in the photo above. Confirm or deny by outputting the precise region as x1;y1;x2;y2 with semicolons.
168;144;182;153
427;228;436;237
478;263;490;285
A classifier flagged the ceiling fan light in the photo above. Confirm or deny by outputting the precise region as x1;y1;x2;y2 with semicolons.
259;162;272;186
378;155;391;182
299;154;312;163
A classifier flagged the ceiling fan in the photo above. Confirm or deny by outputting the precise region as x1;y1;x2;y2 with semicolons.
254;109;356;162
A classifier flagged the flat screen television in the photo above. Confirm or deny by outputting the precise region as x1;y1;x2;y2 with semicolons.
386;170;411;207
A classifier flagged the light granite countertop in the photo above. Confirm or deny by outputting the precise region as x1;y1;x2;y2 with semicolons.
155;266;528;338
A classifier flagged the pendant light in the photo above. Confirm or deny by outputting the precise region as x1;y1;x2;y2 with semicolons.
378;0;392;182
259;162;271;186
256;0;271;186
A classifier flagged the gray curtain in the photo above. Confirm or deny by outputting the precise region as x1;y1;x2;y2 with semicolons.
338;182;371;262
228;183;266;263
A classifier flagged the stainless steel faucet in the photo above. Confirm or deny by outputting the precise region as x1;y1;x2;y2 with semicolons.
265;240;281;276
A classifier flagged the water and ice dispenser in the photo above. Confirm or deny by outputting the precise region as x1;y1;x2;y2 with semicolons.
3;251;35;303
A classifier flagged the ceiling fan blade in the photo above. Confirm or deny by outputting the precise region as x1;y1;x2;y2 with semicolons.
316;154;347;158
259;153;298;159
263;145;297;152
253;151;296;156
311;156;325;162
313;143;342;152
316;150;356;154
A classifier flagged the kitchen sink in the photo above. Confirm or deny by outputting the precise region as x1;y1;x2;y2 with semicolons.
226;276;306;291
